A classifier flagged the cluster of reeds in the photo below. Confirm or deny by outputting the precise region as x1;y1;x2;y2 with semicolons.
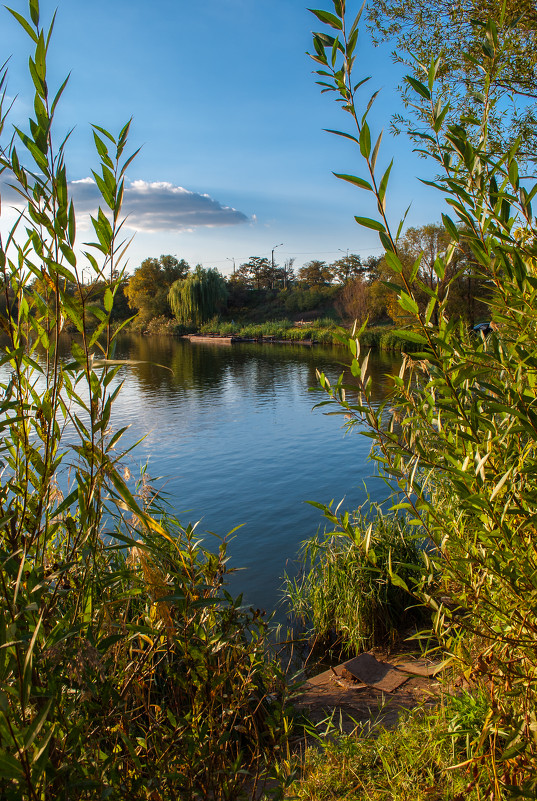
198;318;424;350
0;4;295;798
284;504;428;654
199;318;342;343
307;1;537;794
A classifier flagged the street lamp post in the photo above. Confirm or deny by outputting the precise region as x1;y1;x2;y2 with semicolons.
272;243;283;289
338;248;350;282
226;257;236;275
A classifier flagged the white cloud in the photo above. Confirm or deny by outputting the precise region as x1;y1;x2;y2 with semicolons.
1;176;250;232
74;178;250;232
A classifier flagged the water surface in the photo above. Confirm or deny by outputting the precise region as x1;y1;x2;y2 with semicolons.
106;336;399;613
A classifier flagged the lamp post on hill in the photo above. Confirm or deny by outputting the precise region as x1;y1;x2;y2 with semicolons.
338;248;350;283
272;243;283;289
226;257;236;276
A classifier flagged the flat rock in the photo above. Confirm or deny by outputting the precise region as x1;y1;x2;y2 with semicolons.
342;653;409;693
390;659;444;677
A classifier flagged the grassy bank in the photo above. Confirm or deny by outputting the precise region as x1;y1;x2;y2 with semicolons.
195;318;424;351
285;696;490;800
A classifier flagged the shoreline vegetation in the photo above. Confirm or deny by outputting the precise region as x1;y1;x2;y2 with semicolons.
2;0;537;799
184;322;424;352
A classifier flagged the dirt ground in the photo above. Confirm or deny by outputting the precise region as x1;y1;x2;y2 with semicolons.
293;647;444;736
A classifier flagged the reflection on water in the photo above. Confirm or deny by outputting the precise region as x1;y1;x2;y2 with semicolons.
12;334;401;614
103;336;401;614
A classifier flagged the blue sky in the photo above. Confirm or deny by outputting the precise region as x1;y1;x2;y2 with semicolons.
0;0;447;276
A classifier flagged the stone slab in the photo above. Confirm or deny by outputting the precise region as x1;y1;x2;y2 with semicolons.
342;653;409;693
390;659;444;678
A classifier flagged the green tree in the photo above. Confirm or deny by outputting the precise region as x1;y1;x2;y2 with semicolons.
298;259;334;286
125;254;189;326
169;265;228;326
367;0;537;160
235;256;281;290
330;253;367;283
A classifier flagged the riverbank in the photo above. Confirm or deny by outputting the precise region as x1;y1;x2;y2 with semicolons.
141;316;423;352
196;320;423;351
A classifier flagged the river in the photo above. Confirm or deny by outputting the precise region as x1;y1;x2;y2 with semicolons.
103;335;399;615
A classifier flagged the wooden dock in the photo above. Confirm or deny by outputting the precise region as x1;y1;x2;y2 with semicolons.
185;334;315;346
185;334;254;344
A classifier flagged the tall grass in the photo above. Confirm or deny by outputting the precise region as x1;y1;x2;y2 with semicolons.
284;505;429;655
199;319;424;350
199;318;342;343
0;4;296;798
285;698;490;800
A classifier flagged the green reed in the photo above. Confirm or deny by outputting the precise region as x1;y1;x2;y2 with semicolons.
284;504;427;654
0;4;295;798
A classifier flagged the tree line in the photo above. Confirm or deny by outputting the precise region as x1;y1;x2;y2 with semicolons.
122;222;491;332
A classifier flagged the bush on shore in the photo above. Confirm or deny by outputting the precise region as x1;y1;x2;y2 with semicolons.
0;6;295;798
284;504;429;655
196;317;424;350
308;1;537;795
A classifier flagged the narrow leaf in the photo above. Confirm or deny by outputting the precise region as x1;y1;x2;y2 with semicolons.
334;173;373;191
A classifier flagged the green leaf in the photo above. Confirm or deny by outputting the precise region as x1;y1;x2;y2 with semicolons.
91;124;115;144
119;146;142;178
442;214;460;242
424;297;436;326
93;132;113;168
104;287;113;313
59;243;76;268
354;216;385;232
405;75;431;101
393;329;427;343
508;159;519;190
50;74;70;117
333;173;373;191
371;130;383;174
379;231;394;253
353;76;371;93
409;253;423;282
398;292;419;315
29;0;39;27
68;200;76;245
378;159;393;204
14;128;48;173
23;698;53;750
308;8;343;30
324;129;359;144
385;251;403;274
6;8;38;42
432;102;449;133
0;752;24;779
359;122;371;158
427;56;441;91
362;90;380;124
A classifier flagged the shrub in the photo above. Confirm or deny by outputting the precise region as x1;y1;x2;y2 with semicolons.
309;1;537;792
284;505;428;654
143;314;182;335
0;4;294;798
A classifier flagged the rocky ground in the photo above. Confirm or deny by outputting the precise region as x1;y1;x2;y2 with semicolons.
294;648;445;736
